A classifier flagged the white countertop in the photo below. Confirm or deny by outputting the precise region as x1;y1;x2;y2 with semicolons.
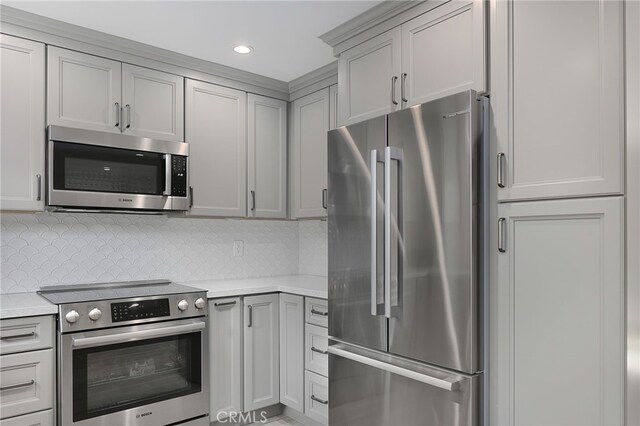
0;275;327;319
0;292;58;319
179;275;328;300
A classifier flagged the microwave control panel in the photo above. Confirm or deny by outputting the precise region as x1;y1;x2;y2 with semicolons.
171;156;187;197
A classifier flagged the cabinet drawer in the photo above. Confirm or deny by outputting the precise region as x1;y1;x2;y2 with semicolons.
305;371;328;424
0;409;53;426
0;316;54;355
0;349;54;419
305;298;328;328
305;324;328;377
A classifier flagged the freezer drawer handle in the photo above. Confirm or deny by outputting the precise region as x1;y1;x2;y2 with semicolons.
310;308;328;316
0;379;35;392
311;395;329;405
328;346;461;392
311;346;328;355
72;321;205;348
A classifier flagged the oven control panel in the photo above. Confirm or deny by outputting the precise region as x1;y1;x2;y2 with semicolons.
111;298;171;322
57;292;208;333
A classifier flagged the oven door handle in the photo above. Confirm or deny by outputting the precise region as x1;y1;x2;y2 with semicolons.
72;321;205;348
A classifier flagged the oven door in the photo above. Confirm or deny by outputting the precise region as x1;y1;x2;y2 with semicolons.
59;318;209;426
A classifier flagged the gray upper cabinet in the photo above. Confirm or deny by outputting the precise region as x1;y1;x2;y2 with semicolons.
0;34;45;212
247;94;287;219
401;0;485;107
121;64;184;142
338;28;402;126
185;79;247;217
48;47;184;141
337;0;486;126
493;0;624;200
47;46;121;133
291;88;331;218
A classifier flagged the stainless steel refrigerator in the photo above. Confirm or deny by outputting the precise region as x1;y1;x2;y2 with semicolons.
327;90;489;426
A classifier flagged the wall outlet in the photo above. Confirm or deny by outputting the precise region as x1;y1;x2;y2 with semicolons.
233;240;244;257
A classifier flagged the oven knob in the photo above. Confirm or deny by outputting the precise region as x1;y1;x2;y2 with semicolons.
178;299;189;311
88;308;102;321
195;298;206;309
65;310;80;324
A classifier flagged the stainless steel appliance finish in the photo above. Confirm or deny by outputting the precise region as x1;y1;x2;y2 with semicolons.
328;90;488;425
47;125;190;212
39;280;209;426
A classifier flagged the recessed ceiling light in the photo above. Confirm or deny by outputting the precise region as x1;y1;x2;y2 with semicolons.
233;45;253;54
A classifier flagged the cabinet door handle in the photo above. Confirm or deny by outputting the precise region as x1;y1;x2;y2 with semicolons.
310;308;328;316
497;153;506;188
36;174;42;201
311;395;328;405
498;218;506;253
0;331;35;340
125;104;131;129
189;186;194;208
401;73;408;103
322;189;328;209
114;102;120;128
247;305;253;327
0;379;34;392
250;190;256;212
391;76;398;106
311;346;328;355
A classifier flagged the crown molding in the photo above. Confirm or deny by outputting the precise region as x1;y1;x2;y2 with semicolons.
288;61;338;101
0;5;290;99
319;1;422;48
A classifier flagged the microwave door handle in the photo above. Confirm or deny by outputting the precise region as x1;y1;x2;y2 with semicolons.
163;154;172;196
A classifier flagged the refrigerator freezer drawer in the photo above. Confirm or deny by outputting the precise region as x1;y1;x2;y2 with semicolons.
329;343;481;426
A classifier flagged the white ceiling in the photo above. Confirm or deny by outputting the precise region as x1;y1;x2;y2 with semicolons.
4;0;381;82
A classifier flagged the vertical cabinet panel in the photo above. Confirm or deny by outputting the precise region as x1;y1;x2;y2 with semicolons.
401;0;485;107
121;64;184;141
278;294;304;412
243;294;279;411
209;298;243;420
291;89;330;218
494;0;623;200
47;46;121;133
329;84;338;131
0;35;45;211
495;197;624;425
185;79;247;217
247;94;287;218
338;27;402;126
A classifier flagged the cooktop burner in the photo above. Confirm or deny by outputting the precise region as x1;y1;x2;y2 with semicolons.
38;279;202;304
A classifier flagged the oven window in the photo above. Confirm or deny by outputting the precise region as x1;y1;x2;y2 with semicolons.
53;141;165;195
73;332;201;422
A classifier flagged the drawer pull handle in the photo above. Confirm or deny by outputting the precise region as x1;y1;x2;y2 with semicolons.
311;346;328;355
0;332;35;340
214;301;237;308
311;395;328;405
0;379;35;391
310;309;328;316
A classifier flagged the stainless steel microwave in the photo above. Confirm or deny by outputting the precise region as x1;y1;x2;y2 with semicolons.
47;126;190;212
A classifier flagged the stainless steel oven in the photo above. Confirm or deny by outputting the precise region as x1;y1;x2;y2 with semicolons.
47;125;190;212
38;280;209;426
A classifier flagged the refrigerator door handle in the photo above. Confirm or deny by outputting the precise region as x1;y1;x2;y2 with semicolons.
384;146;403;318
370;149;385;316
328;344;462;392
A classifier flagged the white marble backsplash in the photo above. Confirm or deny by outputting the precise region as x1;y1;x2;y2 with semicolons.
298;220;328;277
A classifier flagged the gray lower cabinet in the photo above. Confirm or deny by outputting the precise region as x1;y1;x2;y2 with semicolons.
243;294;280;411
0;34;46;212
304;298;328;424
493;197;624;425
279;294;304;412
0;316;55;424
209;297;243;421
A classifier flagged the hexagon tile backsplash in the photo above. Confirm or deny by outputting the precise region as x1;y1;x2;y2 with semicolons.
0;212;306;294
